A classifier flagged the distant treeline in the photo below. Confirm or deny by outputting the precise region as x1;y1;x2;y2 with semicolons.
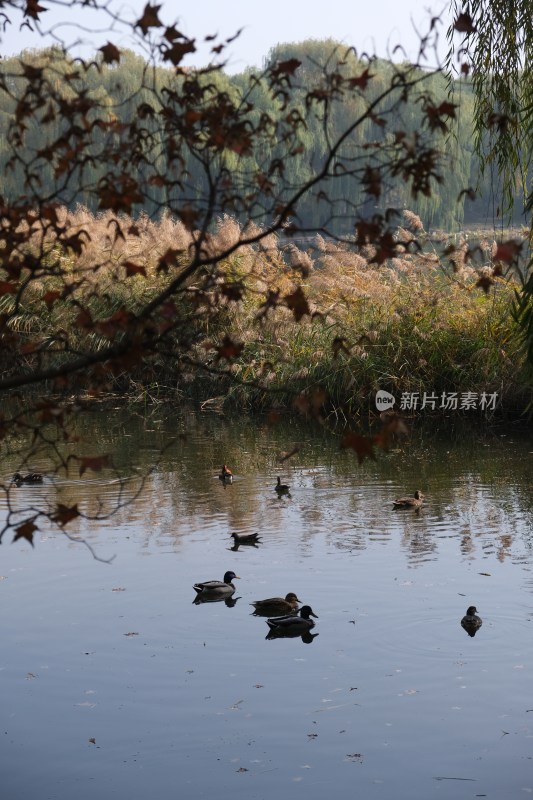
0;39;526;232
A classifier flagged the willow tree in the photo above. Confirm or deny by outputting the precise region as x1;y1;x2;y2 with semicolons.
447;1;533;372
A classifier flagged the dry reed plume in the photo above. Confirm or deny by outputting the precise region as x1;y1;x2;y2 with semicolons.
6;206;526;412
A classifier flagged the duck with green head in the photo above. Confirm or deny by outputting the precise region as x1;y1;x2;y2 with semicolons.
193;571;239;599
266;605;318;633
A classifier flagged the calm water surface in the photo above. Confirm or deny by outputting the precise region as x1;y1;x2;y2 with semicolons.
2;411;533;800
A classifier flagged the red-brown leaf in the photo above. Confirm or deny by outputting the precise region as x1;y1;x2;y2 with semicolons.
136;3;162;35
271;58;301;78
163;39;196;66
79;455;111;477
43;290;61;310
215;335;244;361
52;503;80;527
340;432;376;464
13;520;38;546
476;275;495;293
124;261;147;278
24;0;47;20
454;13;476;34
99;42;121;64
348;68;372;90
284;286;310;321
0;281;18;295
494;240;521;264
177;206;201;230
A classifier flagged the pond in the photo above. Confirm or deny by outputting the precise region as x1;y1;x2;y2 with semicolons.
2;409;533;800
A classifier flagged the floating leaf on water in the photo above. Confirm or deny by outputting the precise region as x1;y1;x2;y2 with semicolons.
26;672;37;680
124;632;139;636
236;767;248;773
479;572;491;576
111;587;126;592
89;738;96;744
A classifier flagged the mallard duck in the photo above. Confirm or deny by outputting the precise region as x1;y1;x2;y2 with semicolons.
461;606;482;636
219;464;233;483
230;532;261;545
393;490;424;508
193;570;239;598
275;476;290;494
12;472;44;486
266;604;318;632
251;592;300;616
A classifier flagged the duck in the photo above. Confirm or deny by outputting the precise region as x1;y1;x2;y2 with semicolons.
193;570;239;598
12;472;44;486
251;592;300;616
266;604;318;633
230;532;261;546
275;476;290;494
392;490;424;508
461;606;482;636
219;464;233;483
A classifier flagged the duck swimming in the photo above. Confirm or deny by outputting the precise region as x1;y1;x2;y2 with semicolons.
275;476;290;494
461;606;482;636
219;464;233;483
193;571;239;598
251;592;300;616
12;472;44;486
230;532;261;546
393;490;424;508
266;604;318;633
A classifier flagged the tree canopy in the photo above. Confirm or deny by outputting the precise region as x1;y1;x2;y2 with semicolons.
447;1;533;373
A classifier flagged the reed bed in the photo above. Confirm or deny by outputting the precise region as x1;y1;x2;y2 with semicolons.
6;207;528;414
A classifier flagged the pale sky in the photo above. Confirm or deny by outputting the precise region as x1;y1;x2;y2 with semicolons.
2;0;454;70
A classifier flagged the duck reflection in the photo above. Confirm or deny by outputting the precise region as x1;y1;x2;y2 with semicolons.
193;594;241;607
230;532;262;550
461;605;482;637
266;629;319;643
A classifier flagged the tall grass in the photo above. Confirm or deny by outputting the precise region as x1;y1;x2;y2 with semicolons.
7;206;528;413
